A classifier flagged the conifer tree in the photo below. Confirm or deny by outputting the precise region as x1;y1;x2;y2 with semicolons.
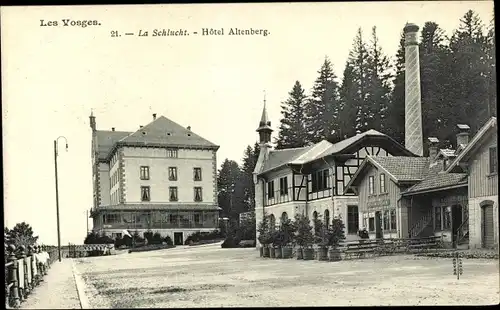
275;81;308;149
304;57;342;143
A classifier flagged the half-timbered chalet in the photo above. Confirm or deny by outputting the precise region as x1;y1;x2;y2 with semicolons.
253;102;417;245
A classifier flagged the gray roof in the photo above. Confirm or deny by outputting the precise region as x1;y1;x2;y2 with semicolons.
262;146;311;173
259;129;401;175
96;130;131;160
370;156;431;182
403;172;468;195
96;115;218;161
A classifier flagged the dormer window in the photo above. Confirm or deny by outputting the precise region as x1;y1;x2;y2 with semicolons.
142;131;147;136
166;132;172;136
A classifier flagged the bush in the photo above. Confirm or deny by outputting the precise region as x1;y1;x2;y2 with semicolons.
151;232;163;245
144;230;154;244
163;236;173;246
221;236;240;248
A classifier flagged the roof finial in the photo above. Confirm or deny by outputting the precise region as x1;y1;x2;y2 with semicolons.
263;90;266;105
90;108;94;117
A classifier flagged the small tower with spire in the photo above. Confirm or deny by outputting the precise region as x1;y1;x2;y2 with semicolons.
89;109;96;132
256;92;273;145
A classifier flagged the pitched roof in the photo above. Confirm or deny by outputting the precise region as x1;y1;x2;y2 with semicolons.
370;156;430;182
96;130;131;160
446;117;497;172
258;129;413;175
261;146;311;174
402;172;468;195
95;115;218;161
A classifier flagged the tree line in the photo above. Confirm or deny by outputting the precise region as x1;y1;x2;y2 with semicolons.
276;9;496;151
217;10;496;221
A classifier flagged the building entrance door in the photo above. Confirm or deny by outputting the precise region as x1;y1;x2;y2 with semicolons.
451;205;463;246
174;232;184;245
375;211;382;239
482;205;494;248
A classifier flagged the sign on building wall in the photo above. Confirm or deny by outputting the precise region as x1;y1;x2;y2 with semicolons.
367;198;391;210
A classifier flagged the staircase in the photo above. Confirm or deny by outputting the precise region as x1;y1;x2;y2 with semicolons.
409;209;433;238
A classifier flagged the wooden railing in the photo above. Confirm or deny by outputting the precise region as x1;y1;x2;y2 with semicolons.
4;244;58;308
409;209;434;238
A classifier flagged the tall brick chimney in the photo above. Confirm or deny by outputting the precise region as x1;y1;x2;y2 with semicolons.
404;23;424;156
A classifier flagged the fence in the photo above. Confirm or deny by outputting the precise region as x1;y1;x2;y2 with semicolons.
4;244;58;308
66;244;114;258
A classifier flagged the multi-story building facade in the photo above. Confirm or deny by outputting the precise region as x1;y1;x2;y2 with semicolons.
253;103;417;246
89;112;220;245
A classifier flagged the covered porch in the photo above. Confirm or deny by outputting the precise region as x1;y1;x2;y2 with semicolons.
402;186;468;247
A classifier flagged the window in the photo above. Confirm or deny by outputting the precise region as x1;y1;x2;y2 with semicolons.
279;177;288;196
489;146;498;174
347;205;359;234
267;181;275;199
383;210;390;230
324;210;330;228
311;169;329;192
169;187;178;202
168;167;178;181
281;212;288;223
368;217;375;232
140;166;150;180
390;209;396;230
368;176;375;195
166;148;178;158
141;186;150;201
379;173;386;193
194;168;202;181
194;187;203;202
434;207;442;230
104;213;120;224
194;213;201;223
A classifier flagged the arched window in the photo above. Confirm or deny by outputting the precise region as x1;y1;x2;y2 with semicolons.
324;210;330;229
281;212;288;223
269;214;276;231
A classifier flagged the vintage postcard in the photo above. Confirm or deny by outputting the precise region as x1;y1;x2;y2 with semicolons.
2;1;498;308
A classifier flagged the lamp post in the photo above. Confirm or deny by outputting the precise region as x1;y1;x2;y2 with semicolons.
54;136;68;262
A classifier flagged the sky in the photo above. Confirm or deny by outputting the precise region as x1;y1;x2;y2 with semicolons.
2;1;494;245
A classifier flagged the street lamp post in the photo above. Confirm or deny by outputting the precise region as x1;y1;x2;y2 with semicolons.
54;136;68;262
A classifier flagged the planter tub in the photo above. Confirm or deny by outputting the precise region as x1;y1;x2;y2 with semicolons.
328;247;342;261
259;247;263;257
263;246;270;258
275;247;282;259
270;247;276;258
282;247;293;259
296;247;304;260
303;248;315;260
317;247;328;261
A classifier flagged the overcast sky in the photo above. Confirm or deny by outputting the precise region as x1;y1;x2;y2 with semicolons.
2;1;494;245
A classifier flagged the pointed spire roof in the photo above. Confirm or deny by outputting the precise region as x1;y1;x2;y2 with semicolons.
256;92;273;132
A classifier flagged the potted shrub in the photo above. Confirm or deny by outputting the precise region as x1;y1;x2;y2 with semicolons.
280;219;296;259
257;214;272;257
328;217;346;261
294;213;314;260
272;230;284;259
313;217;329;261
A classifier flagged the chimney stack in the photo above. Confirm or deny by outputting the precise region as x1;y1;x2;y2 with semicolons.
456;124;470;148
428;137;439;160
187;126;191;131
112;127;115;132
89;110;96;132
140;125;143;129
153;113;157;120
404;23;424;156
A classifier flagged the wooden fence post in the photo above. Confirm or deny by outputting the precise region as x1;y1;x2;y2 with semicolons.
8;245;20;307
